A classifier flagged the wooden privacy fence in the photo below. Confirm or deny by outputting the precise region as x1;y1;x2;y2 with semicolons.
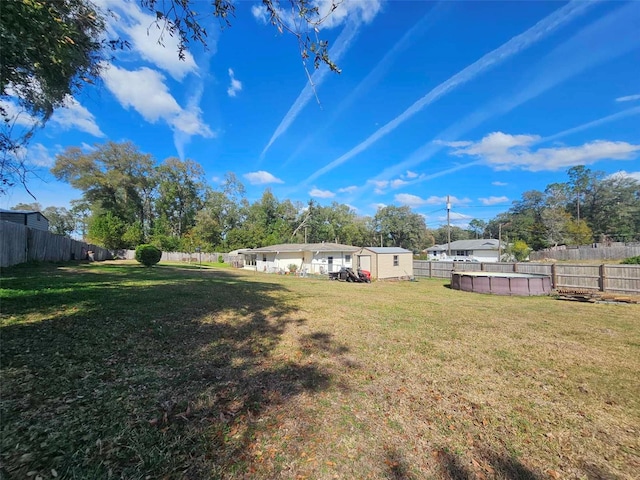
413;260;640;295
123;250;243;266
530;244;640;261
1;221;112;267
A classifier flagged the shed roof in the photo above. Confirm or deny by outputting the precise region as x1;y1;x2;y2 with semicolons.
0;209;49;221
245;242;360;254
361;247;412;254
426;239;500;252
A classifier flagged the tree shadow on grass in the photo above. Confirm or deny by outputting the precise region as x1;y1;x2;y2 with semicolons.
384;447;417;480
0;263;335;478
436;447;542;480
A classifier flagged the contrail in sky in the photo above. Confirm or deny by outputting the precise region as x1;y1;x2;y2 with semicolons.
303;0;598;184
284;1;447;166
260;19;361;159
366;0;640;185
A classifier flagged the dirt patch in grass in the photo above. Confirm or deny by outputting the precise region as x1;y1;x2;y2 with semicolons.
1;264;638;479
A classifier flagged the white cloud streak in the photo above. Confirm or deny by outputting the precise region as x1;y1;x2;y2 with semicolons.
244;171;284;185
103;0;198;80
338;185;358;193
260;19;364;158
541;106;640;143
304;0;596;183
227;68;242;97
283;3;446;165
616;94;640;103
360;1;640;189
51;96;104;137
492;181;508;186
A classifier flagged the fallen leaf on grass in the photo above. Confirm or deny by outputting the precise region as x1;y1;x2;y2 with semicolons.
547;469;561;479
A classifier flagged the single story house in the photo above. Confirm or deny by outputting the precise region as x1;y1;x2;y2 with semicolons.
0;209;49;232
355;247;413;280
242;242;360;274
425;239;502;262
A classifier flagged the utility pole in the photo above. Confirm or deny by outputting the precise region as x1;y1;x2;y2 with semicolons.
498;222;511;261
447;195;451;257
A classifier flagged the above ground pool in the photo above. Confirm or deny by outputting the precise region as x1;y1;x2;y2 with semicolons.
451;271;552;296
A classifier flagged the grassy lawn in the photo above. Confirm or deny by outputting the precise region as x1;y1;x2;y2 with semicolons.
1;262;638;479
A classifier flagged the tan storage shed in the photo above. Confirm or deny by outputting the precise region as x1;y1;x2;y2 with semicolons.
355;247;413;280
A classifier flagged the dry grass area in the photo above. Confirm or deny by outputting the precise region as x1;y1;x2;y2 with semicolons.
1;262;638;479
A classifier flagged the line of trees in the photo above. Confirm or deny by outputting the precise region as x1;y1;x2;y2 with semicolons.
41;141;431;252
11;142;639;254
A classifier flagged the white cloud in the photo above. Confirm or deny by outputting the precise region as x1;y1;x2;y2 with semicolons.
390;179;408;188
51;96;104;137
244;171;284;185
479;196;509;206
103;0;198;80
404;170;418;179
610;170;640;182
368;179;388;194
424;195;471;206
10;143;56;168
492;181;508;186
227;68;242;97
0;99;39;128
338;185;358;193
394;193;427;207
616;94;640;103
28;143;56;167
251;4;269;24
252;0;381;31
447;131;640;171
370;180;388;189
101;64;212;140
373;203;387;210
309;188;335;198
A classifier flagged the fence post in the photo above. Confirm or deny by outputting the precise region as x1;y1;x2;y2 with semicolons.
429;261;432;278
513;262;518;273
480;262;485;271
599;264;606;292
551;263;557;289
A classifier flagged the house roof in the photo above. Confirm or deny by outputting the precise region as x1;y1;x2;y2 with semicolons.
245;242;360;254
361;247;413;254
426;239;500;252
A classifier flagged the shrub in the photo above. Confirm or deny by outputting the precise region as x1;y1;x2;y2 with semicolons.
135;244;162;267
621;255;640;265
218;255;224;264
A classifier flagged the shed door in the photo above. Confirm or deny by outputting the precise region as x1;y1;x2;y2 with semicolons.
359;255;371;271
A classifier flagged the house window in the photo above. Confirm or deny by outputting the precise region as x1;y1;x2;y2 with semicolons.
345;255;351;262
262;255;267;262
455;250;469;256
393;255;399;266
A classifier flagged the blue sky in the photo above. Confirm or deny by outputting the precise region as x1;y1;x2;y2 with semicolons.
2;0;639;230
